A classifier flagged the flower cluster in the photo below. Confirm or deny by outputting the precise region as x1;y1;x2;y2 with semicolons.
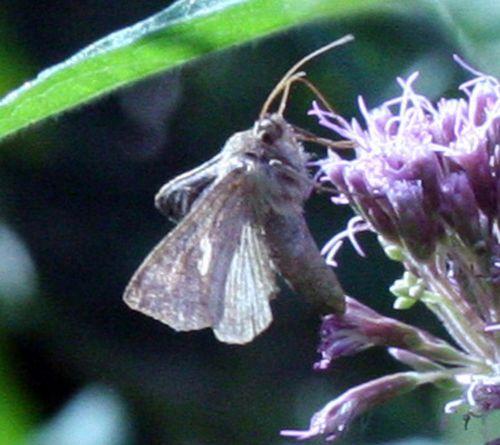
283;67;500;441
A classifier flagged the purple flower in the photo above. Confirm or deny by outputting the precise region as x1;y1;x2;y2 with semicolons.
445;374;500;416
316;72;498;255
282;372;445;441
469;377;500;413
287;66;500;442
315;297;474;371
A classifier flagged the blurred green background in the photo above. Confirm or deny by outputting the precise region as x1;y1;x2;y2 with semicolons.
0;1;499;444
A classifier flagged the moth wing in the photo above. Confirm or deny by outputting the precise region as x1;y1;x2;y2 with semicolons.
214;222;277;344
124;167;278;343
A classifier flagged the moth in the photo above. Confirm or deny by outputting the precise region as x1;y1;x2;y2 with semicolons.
123;35;353;344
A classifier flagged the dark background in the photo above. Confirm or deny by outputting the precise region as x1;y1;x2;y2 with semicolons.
0;1;479;444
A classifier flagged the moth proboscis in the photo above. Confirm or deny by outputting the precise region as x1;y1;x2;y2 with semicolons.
123;35;353;344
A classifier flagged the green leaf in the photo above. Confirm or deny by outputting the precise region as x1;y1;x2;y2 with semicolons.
0;338;37;445
419;0;500;75
0;0;383;141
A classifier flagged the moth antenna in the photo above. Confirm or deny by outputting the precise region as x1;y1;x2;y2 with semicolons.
293;125;354;149
288;75;337;114
276;71;306;116
277;72;351;148
296;133;354;149
259;34;354;119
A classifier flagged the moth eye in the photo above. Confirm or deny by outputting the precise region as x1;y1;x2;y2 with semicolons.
261;131;275;145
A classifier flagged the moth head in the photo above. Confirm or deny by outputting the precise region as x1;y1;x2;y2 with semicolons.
250;113;312;207
254;115;284;145
252;114;304;163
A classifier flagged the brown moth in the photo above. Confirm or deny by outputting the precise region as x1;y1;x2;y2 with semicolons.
123;35;353;344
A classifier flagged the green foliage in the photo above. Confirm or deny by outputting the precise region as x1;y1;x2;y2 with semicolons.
0;0;499;142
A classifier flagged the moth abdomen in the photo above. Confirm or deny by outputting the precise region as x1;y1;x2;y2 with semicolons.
262;210;346;314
